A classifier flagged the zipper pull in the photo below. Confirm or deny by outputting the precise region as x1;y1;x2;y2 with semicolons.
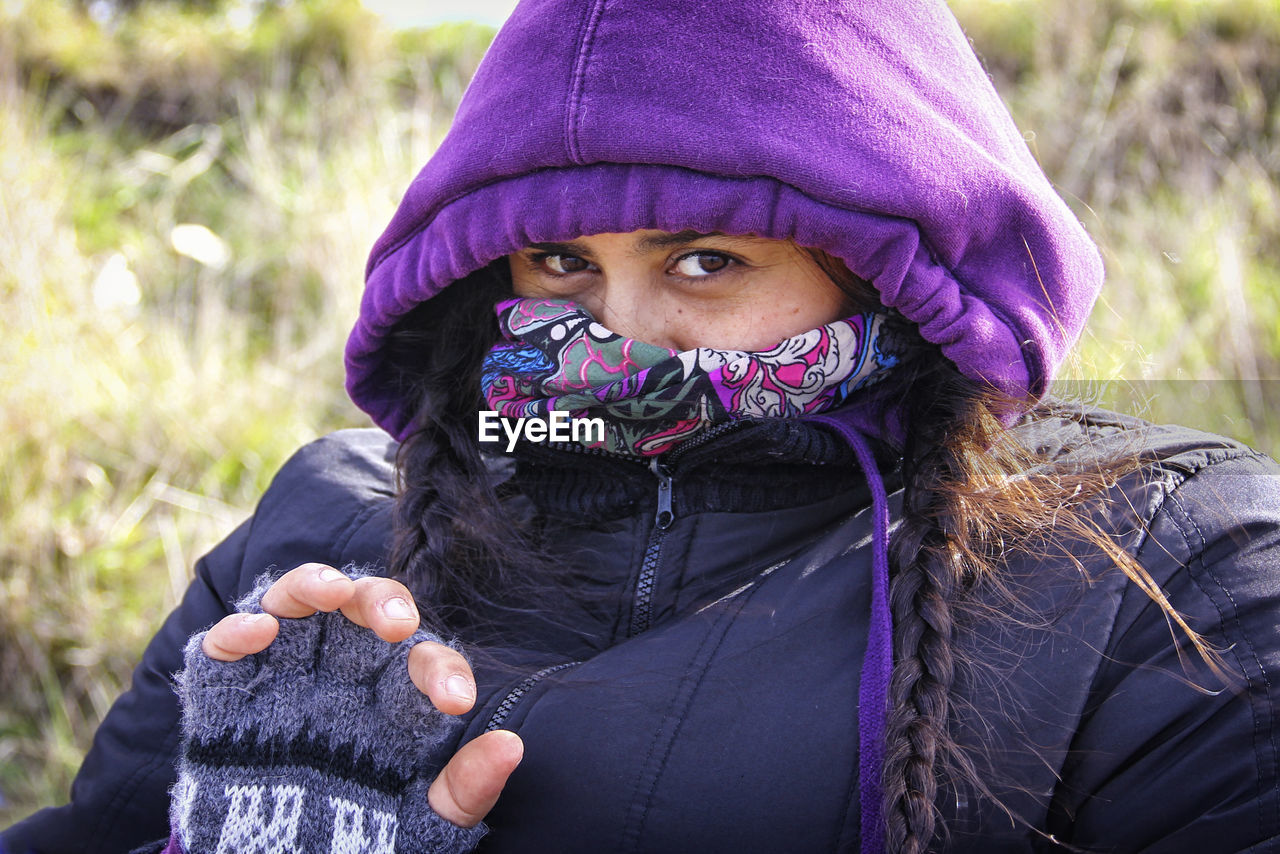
650;458;674;529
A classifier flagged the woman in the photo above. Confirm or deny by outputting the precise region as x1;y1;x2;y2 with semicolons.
5;0;1279;851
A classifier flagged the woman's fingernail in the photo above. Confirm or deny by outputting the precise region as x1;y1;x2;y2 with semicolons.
445;674;475;702
319;567;345;583
382;597;414;621
242;613;269;625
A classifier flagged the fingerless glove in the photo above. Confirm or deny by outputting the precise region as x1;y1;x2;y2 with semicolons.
166;571;486;853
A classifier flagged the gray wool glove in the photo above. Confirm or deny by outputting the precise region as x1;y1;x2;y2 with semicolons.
168;570;486;853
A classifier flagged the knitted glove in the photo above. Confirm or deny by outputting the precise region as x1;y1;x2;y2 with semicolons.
168;571;486;854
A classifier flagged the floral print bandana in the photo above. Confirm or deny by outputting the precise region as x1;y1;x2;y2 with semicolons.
481;297;900;457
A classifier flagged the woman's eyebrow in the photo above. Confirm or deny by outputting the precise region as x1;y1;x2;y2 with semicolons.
524;240;593;256
633;230;754;253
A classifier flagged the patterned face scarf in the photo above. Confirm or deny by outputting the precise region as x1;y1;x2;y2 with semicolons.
481;297;900;457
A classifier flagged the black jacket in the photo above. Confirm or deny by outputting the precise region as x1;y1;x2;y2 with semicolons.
5;409;1280;853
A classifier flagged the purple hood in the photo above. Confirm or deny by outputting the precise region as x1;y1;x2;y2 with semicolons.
347;0;1103;441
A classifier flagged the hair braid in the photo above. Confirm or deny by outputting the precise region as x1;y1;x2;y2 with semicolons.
381;264;542;628
874;340;1231;852
880;359;970;854
391;416;483;625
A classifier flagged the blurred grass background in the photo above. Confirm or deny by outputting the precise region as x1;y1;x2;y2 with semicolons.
1;0;1277;825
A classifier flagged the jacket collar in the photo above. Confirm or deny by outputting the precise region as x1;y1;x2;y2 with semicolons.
505;417;897;523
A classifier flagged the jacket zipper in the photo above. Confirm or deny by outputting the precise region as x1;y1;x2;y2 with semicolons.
626;422;746;637
628;459;674;636
485;660;582;732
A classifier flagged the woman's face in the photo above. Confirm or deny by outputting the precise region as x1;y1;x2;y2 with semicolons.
508;230;851;352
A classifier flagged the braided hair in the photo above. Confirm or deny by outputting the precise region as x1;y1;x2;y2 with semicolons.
874;346;1227;852
380;263;548;632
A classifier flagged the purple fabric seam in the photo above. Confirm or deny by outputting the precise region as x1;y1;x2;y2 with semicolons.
566;0;607;161
810;412;892;854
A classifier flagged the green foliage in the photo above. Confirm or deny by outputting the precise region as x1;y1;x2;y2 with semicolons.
1;0;1278;827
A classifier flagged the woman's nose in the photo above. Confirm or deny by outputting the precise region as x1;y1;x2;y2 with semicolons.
591;273;681;351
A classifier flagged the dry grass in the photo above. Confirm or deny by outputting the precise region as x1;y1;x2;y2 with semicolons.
953;0;1280;446
0;2;486;818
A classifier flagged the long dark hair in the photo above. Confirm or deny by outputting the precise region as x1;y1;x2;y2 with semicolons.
382;252;1223;852
872;342;1225;852
381;263;535;630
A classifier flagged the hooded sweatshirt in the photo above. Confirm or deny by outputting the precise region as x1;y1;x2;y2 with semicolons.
345;0;1104;442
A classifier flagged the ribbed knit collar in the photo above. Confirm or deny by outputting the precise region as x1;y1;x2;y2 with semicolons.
506;417;899;523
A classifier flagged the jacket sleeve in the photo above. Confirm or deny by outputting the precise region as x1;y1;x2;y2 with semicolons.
0;429;397;854
1048;449;1280;852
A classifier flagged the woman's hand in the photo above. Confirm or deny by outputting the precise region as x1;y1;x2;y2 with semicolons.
200;562;524;829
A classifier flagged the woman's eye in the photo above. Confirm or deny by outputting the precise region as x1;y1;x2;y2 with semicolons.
672;252;732;277
540;254;590;275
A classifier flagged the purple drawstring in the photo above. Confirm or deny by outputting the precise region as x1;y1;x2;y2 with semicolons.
811;413;893;854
